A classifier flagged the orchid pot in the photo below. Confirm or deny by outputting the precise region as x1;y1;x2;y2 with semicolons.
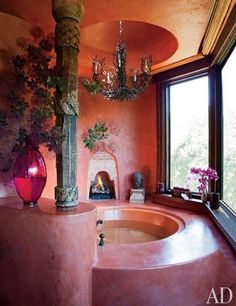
200;191;208;203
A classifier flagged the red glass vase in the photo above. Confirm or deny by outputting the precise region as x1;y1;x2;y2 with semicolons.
13;143;47;205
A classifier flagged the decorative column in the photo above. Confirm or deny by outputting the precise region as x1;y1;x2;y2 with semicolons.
52;0;84;208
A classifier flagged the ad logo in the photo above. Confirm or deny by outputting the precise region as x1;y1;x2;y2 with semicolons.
206;287;233;304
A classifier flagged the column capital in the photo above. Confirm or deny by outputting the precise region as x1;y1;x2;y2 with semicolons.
52;0;84;23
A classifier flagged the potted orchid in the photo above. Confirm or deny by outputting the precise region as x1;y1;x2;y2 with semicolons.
186;167;219;202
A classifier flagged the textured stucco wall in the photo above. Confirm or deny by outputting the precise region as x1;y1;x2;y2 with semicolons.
0;14;157;202
43;82;157;201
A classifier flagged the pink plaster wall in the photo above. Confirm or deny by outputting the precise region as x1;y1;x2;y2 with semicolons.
42;82;157;201
76;83;157;201
0;197;97;306
0;15;157;202
0;81;157;202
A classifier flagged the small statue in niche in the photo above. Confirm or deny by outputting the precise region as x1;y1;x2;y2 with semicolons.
133;172;143;189
130;172;145;204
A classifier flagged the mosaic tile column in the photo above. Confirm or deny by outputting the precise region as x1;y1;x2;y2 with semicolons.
52;0;84;208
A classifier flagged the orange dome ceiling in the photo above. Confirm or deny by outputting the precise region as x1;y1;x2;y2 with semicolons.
80;20;178;70
0;0;216;75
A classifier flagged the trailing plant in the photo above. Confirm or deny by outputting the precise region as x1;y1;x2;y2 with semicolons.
0;27;64;174
83;121;109;150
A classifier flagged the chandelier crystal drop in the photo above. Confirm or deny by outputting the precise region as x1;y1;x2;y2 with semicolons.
86;21;152;101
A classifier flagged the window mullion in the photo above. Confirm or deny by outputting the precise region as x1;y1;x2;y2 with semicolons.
208;65;223;195
156;81;169;192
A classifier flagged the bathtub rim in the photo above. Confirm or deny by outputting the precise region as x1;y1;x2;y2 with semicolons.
94;202;221;269
96;205;186;245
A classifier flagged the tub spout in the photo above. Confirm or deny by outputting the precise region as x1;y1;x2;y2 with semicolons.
96;219;103;227
99;233;105;246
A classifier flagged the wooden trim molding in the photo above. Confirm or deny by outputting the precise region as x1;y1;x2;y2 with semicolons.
212;4;236;65
151;54;205;75
154;57;211;82
201;0;235;56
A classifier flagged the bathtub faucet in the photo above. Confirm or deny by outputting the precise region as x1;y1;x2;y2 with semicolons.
96;219;103;227
99;233;105;246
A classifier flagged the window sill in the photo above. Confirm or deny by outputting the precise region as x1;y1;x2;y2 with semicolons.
205;201;236;251
153;193;205;214
153;193;236;251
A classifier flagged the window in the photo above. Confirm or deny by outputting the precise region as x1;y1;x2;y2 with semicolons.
222;47;236;212
169;76;209;190
155;55;236;249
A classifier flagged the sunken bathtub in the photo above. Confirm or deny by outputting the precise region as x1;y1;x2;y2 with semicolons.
93;204;235;306
96;207;184;244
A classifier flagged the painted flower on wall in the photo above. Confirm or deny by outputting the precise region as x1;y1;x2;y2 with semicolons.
83;121;109;151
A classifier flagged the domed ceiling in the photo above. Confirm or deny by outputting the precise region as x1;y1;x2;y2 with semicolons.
0;0;217;75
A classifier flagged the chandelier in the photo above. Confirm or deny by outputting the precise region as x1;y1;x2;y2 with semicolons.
84;21;152;101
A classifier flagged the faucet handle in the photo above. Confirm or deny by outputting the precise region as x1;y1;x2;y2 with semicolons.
96;219;103;227
99;233;105;246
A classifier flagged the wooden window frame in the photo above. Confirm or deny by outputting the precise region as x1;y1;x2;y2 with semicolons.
155;57;213;194
154;56;236;250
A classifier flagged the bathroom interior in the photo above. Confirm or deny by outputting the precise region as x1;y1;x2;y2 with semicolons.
0;0;235;305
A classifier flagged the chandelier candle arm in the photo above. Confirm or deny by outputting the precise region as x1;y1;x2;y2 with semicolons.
84;20;152;101
92;55;105;81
